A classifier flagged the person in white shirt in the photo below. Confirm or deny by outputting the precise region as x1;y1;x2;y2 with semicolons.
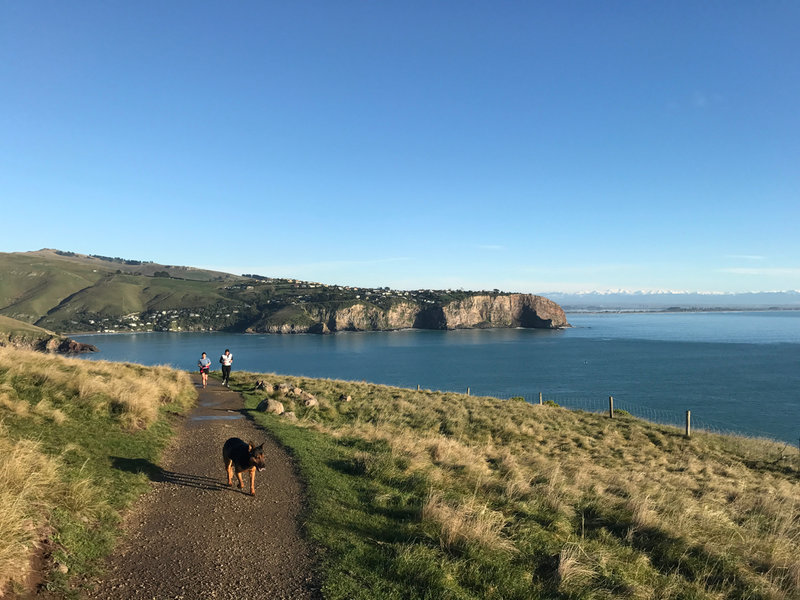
219;349;233;387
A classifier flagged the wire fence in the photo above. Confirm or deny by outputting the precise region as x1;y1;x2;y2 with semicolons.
412;384;797;449
498;391;787;443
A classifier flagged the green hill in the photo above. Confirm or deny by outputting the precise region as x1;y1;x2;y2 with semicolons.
0;314;52;336
0;249;253;332
0;249;569;334
0;251;108;322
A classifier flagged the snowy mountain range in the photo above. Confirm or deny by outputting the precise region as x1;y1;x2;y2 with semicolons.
544;290;800;311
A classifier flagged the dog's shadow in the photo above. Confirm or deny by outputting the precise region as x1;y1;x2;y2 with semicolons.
110;456;246;494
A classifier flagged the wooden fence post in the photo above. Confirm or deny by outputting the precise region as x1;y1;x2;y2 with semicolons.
417;384;420;391
609;396;614;419
539;392;543;405
686;410;691;438
467;387;470;396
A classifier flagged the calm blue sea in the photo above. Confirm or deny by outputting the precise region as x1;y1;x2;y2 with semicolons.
72;311;800;444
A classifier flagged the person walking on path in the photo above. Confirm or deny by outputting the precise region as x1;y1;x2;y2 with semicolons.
198;352;211;388
220;348;233;387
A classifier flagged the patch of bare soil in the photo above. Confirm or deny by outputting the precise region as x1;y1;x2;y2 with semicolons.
84;376;320;599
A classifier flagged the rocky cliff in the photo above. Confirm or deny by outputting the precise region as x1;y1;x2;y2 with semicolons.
0;315;98;353
249;294;568;334
441;294;568;329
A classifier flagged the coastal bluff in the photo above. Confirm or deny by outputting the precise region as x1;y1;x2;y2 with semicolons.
248;293;569;334
0;315;97;353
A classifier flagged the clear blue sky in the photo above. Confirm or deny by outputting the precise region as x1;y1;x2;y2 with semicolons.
2;2;798;293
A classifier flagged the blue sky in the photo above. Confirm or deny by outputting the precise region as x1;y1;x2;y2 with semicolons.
2;2;798;293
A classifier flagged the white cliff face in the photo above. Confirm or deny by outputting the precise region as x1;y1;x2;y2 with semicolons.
252;294;568;333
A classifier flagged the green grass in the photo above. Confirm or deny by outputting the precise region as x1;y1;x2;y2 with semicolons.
232;372;800;600
0;347;196;597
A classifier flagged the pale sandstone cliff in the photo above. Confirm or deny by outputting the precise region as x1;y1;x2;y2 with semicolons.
442;294;568;329
253;294;568;333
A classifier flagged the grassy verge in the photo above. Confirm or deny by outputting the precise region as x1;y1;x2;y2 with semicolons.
0;346;196;597
232;372;800;600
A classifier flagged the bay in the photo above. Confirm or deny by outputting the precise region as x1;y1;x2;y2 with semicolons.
72;311;800;444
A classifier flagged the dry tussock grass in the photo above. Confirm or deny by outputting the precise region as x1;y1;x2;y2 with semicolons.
0;429;63;593
422;491;516;554
557;542;597;592
0;427;104;595
0;347;194;430
0;392;29;418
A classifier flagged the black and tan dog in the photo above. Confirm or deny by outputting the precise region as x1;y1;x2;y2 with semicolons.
222;437;266;496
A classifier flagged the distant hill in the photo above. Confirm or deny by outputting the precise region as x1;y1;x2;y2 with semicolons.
547;290;800;311
0;249;568;333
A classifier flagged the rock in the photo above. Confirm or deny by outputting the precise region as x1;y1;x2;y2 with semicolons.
303;397;318;408
256;398;284;415
441;294;569;329
254;380;273;391
248;293;568;333
291;387;303;396
282;411;297;421
56;338;99;353
338;394;352;403
36;336;98;354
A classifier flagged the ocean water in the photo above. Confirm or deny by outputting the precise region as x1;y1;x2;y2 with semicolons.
72;311;800;443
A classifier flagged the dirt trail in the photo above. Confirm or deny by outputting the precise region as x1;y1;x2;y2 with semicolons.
86;376;320;600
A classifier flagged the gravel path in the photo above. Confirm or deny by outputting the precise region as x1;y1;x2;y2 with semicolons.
86;376;320;600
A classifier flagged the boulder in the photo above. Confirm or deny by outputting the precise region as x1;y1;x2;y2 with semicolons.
338;394;352;403
45;337;98;353
282;411;298;421
257;398;285;415
254;380;274;392
303;397;318;408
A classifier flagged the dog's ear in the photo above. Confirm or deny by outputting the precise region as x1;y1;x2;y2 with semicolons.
248;441;254;451
257;442;265;450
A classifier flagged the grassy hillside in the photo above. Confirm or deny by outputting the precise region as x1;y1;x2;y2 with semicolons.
0;250;246;331
0;314;54;339
0;346;196;597
1;249;545;334
34;273;242;331
232;372;800;600
23;249;239;282
0;252;107;322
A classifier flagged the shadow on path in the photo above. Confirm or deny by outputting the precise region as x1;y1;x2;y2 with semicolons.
110;456;231;492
